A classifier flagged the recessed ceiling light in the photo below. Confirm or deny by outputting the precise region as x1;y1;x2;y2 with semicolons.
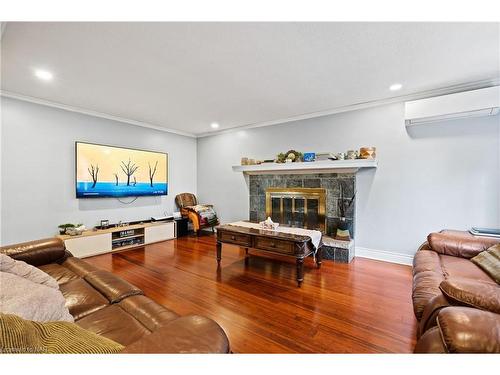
34;69;53;81
389;83;402;91
210;122;220;129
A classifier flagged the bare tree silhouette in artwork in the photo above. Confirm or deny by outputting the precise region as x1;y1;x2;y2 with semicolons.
133;176;137;186
88;164;99;188
120;158;139;186
148;161;158;187
113;173;119;186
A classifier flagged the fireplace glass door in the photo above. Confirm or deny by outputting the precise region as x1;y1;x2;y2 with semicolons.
266;188;326;232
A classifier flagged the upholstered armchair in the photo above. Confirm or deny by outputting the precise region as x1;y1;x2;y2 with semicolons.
175;193;219;235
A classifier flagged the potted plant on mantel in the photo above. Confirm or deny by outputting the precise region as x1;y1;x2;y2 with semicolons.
336;183;355;241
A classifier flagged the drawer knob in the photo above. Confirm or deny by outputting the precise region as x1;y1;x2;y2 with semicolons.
271;242;276;247
231;236;235;240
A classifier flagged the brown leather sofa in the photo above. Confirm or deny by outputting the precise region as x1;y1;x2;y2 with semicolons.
0;238;230;353
412;230;500;353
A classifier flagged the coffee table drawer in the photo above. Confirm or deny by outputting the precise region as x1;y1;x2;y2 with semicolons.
254;237;294;254
220;232;252;246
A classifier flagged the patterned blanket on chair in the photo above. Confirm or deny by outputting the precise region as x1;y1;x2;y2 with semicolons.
187;205;219;226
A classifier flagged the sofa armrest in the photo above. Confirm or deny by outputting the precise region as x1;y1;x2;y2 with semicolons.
121;315;230;353
427;230;499;259
414;327;447;353
440;278;500;314
436;307;500;353
418;294;450;337
0;238;69;267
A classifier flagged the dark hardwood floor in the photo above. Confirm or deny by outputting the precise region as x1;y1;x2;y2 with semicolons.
85;233;417;353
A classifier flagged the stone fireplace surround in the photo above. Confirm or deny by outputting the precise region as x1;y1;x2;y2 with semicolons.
249;173;355;262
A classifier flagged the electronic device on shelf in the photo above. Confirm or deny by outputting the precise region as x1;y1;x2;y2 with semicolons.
151;215;174;222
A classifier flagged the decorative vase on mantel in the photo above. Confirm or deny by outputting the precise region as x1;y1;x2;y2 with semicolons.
336;181;355;241
336;217;351;241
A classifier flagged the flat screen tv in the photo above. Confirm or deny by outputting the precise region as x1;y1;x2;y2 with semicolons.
76;142;168;198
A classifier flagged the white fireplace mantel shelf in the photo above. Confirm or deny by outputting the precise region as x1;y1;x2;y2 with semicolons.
232;159;378;175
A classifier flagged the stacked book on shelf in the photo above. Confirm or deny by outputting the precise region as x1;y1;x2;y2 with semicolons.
469;227;500;238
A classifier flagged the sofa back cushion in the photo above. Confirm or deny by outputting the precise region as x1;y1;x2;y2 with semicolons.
84;270;143;303
0;238;67;267
0;313;124;354
428;231;499;259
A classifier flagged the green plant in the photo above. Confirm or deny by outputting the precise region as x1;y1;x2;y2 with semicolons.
276;152;287;163
58;223;76;229
58;223;83;234
276;150;303;163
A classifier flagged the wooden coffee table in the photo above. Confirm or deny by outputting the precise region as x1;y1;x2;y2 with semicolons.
216;224;322;287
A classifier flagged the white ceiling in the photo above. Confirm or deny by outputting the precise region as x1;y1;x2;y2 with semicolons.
1;22;499;136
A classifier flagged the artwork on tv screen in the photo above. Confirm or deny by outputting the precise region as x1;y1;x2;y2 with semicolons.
76;142;168;198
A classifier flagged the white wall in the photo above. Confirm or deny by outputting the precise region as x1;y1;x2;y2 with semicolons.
197;103;500;261
1;97;197;244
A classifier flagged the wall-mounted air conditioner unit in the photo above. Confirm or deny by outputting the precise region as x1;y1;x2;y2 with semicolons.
405;86;500;126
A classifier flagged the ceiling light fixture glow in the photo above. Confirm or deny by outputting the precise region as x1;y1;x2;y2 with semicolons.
34;69;53;81
210;122;220;129
389;83;402;91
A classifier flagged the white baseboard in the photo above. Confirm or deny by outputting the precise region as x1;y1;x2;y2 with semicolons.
355;246;413;266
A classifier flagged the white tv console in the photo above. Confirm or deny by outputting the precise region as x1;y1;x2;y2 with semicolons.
57;221;176;258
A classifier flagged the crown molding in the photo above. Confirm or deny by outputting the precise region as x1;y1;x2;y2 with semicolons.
2;78;498;139
197;78;500;138
0;90;197;138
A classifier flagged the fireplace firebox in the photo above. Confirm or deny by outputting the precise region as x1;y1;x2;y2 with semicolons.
265;188;326;233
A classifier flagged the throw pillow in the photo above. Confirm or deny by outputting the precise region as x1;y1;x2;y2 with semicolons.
0;272;73;322
0;313;124;354
471;244;500;284
0;253;59;289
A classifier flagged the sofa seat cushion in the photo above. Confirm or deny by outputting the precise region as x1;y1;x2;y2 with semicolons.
118;295;178;331
440;254;494;282
121;315;230;353
436;307;500;353
38;264;81;285
84;270;143;304
76;304;150;346
59;279;109;320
